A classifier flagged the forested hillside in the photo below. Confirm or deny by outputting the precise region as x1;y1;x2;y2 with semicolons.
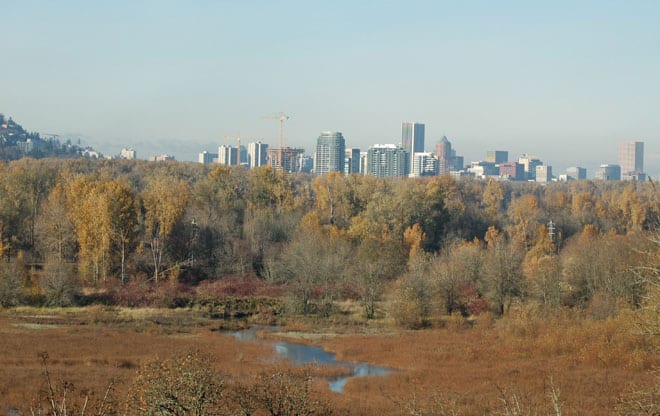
0;114;85;160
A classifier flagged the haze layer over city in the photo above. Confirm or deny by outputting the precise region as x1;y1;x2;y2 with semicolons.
3;1;659;177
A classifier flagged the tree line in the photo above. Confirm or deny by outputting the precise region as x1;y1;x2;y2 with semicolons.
0;157;658;322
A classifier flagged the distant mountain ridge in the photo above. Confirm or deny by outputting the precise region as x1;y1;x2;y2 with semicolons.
0;113;98;160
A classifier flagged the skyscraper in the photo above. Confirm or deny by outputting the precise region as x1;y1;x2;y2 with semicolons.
619;141;644;177
435;136;452;174
248;141;269;168
345;148;360;175
314;131;346;175
402;122;425;175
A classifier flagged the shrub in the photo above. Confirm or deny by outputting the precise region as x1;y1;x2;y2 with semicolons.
40;260;80;307
126;350;225;416
196;274;274;297
391;286;430;330
0;260;25;307
228;366;333;416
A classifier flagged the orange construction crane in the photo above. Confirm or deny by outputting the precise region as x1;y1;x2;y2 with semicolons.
224;133;241;166
263;112;289;148
262;112;289;170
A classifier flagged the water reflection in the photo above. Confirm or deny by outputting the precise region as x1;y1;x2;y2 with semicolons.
229;327;392;393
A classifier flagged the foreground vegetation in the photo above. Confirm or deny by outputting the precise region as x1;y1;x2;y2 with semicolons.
0;157;657;414
0;305;657;415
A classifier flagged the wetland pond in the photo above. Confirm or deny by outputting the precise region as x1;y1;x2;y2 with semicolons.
228;326;393;393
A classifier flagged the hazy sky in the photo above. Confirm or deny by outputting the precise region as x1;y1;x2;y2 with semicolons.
3;1;659;175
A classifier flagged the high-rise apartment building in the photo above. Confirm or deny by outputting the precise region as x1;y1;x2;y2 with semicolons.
298;155;314;173
402;122;425;175
359;152;368;175
198;151;218;165
267;147;304;173
619;141;644;178
314;131;345;175
345;148;361;175
248;141;269;168
410;152;439;177
486;150;508;164
366;144;409;178
217;145;237;166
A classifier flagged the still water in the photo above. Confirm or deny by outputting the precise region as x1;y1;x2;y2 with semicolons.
229;326;392;393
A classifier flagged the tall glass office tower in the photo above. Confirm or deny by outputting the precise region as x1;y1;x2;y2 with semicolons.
401;122;425;175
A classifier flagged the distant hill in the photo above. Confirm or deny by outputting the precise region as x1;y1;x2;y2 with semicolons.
0;113;98;161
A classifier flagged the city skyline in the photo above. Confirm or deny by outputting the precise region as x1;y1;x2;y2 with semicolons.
3;2;659;176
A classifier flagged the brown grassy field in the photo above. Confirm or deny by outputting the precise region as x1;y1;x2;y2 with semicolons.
0;306;657;415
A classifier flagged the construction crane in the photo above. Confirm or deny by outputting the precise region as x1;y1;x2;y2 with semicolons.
224;133;241;166
262;112;289;170
263;112;289;148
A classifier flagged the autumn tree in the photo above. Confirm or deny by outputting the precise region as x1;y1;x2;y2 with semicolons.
391;254;434;328
347;178;448;252
561;226;645;308
432;240;484;315
189;166;247;275
0;254;26;306
482;179;504;226
247;167;294;213
104;180;139;283
244;207;300;277
142;176;190;282
269;226;351;315
35;183;75;262
352;235;407;319
523;225;561;308
483;226;525;316
66;175;113;283
507;194;541;250
311;171;355;228
40;258;79;307
4;159;57;249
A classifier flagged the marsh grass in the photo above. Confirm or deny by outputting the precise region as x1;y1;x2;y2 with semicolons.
0;305;656;414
